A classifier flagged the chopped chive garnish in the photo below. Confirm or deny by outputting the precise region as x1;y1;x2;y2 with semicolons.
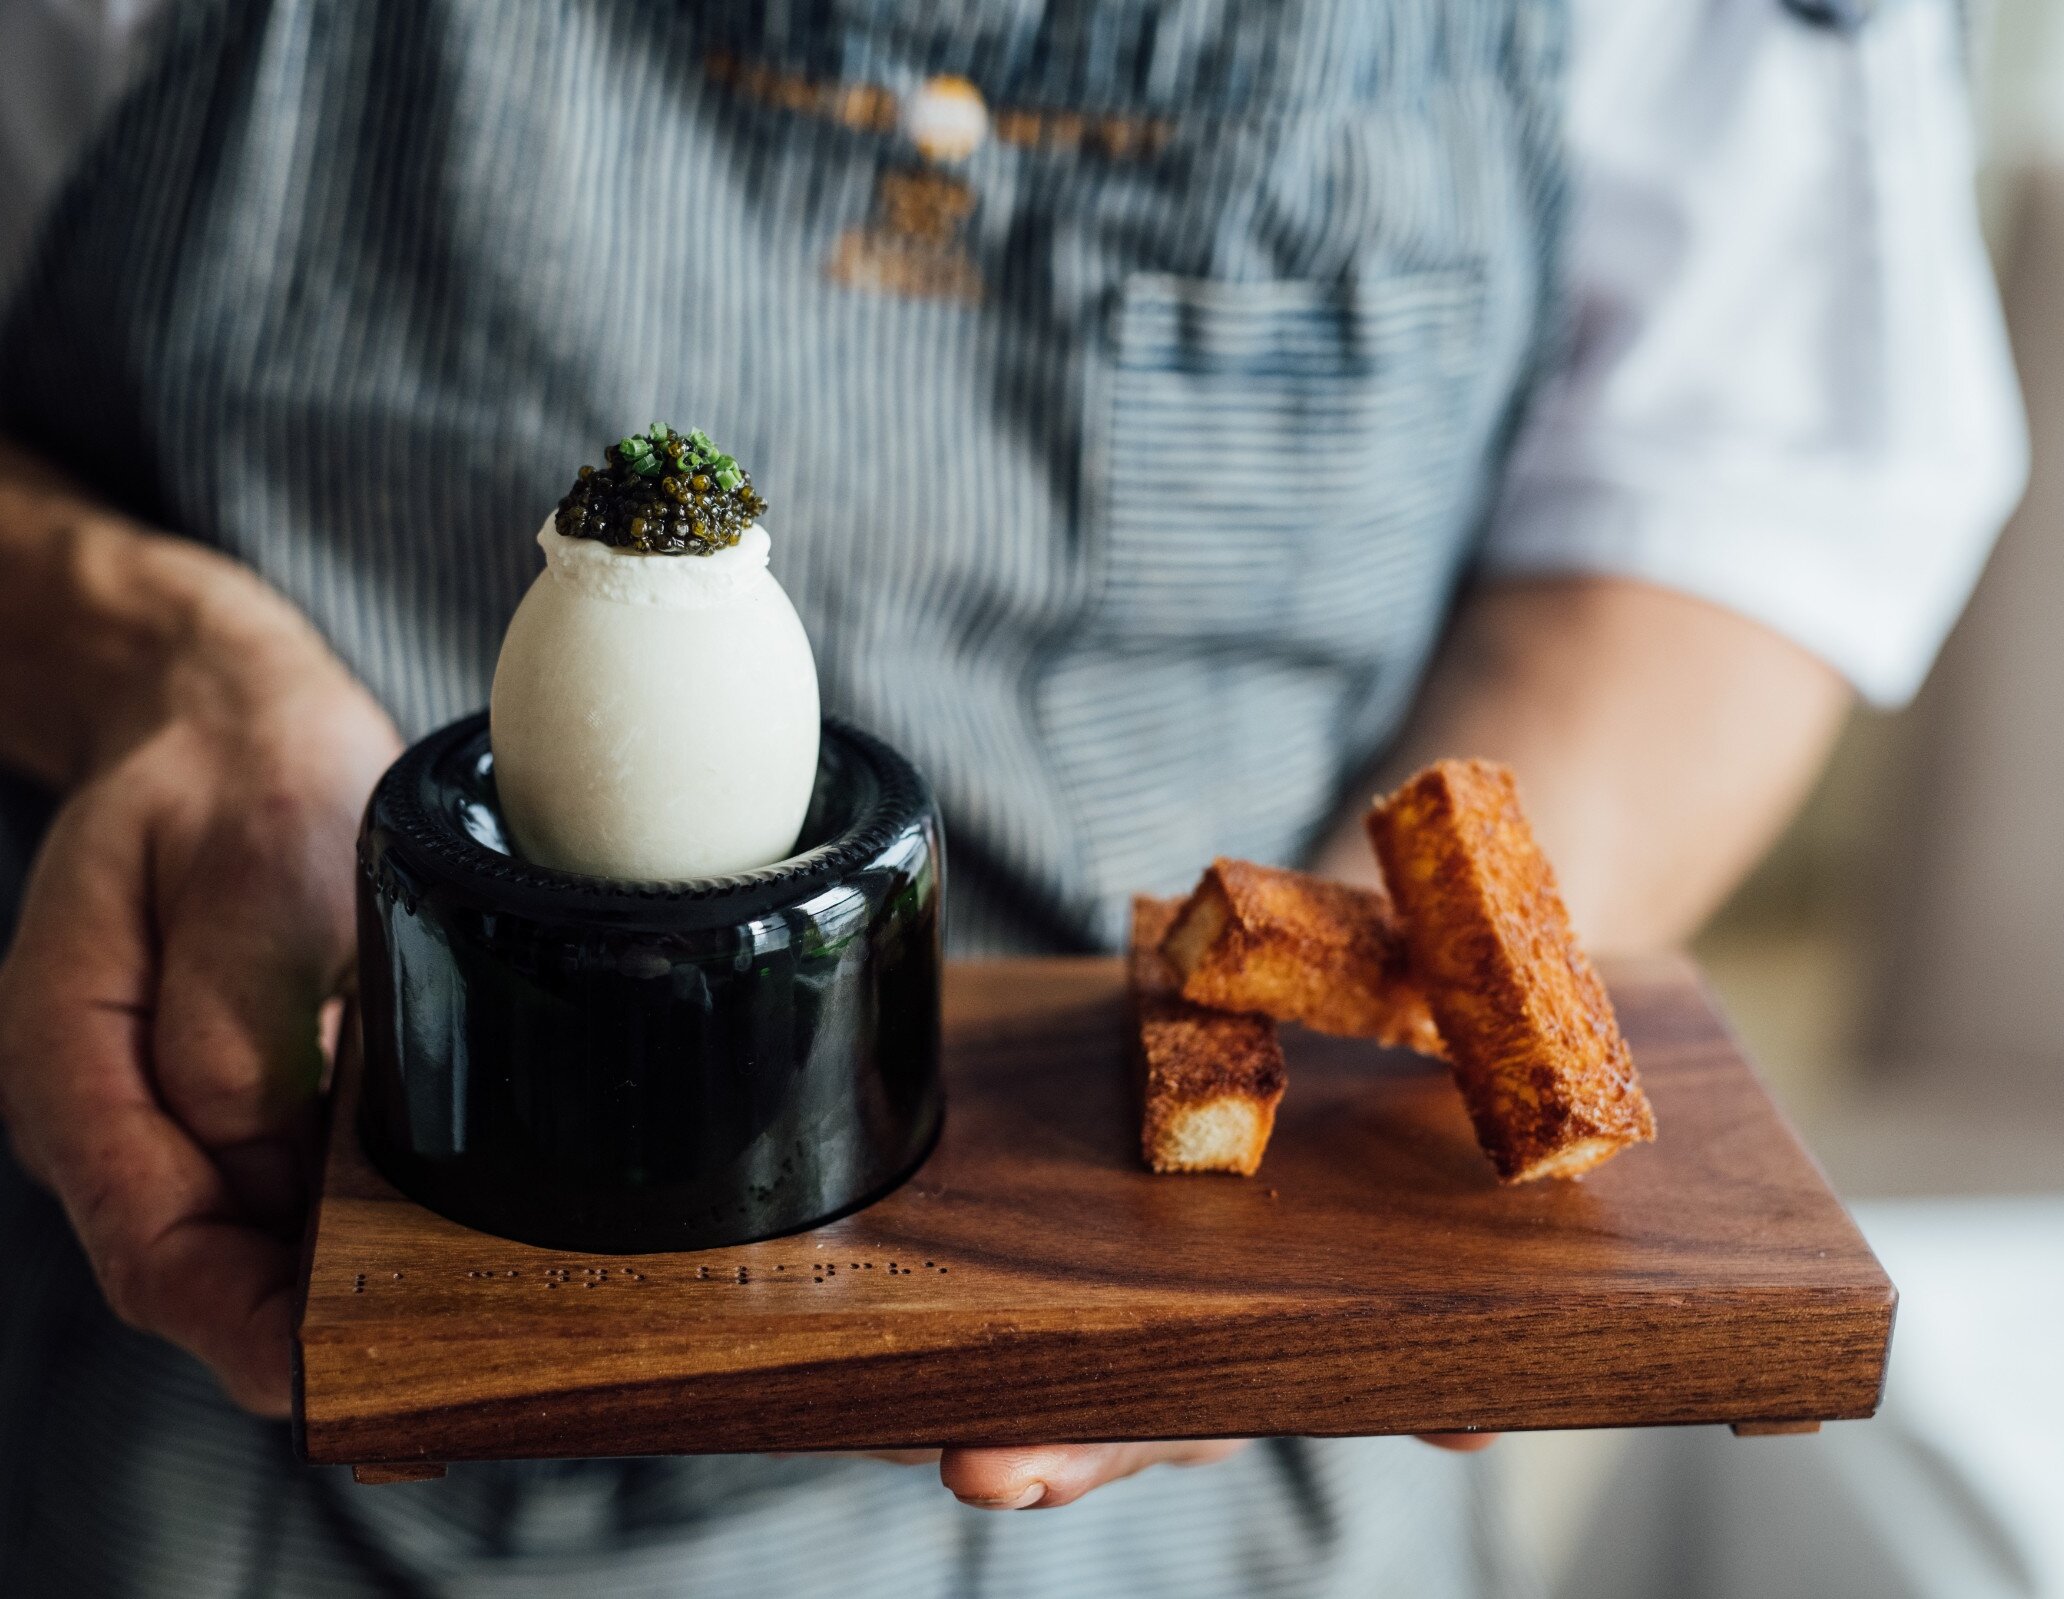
555;423;767;555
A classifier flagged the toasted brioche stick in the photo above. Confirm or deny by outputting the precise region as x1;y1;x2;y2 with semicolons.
1366;761;1656;1182
1156;859;1444;1055
1131;896;1287;1176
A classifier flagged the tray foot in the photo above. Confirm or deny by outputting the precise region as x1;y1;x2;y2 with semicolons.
1731;1420;1822;1437
351;1462;449;1484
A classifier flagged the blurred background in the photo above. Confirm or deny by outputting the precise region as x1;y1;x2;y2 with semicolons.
1501;2;2064;1591
1696;0;2064;1194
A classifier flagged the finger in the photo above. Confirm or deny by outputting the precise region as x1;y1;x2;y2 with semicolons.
0;800;154;1182
317;995;346;1079
940;1439;1249;1511
152;940;325;1234
212;1135;318;1238
153;941;328;1145
0;812;295;1414
3;982;299;1414
151;813;347;1153
1416;1432;1499;1452
148;790;359;1232
60;1093;299;1415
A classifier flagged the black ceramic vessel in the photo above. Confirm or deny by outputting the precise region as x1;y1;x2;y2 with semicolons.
354;712;943;1253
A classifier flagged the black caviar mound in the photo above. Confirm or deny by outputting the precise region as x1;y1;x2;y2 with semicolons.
554;423;768;554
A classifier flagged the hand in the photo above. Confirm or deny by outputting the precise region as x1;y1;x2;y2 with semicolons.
0;585;399;1416
847;1429;1492;1512
939;1440;1250;1510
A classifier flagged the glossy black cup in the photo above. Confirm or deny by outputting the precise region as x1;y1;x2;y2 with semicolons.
354;712;943;1252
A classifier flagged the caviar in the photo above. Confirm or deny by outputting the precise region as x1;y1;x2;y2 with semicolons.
554;424;768;554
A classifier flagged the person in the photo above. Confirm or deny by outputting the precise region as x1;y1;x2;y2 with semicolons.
0;0;2024;1594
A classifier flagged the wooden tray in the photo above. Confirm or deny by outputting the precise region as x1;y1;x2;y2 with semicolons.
295;955;1894;1480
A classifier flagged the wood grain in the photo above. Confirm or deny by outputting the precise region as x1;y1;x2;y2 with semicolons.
294;956;1894;1470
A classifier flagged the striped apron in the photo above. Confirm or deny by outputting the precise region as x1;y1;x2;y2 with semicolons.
0;1;1563;1593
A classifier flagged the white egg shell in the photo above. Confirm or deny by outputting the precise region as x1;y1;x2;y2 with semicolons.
489;520;820;881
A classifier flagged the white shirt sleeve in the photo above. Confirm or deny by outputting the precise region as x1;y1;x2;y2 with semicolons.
1483;0;2028;707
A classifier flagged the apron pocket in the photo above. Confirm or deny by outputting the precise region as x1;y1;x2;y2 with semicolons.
1086;266;1491;653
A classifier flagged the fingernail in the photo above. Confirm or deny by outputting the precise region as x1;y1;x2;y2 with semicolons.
958;1481;1046;1511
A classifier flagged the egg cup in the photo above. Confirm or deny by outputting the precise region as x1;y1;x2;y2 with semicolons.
353;712;944;1253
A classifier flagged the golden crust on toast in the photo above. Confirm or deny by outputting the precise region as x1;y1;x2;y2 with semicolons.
1157;860;1444;1055
1131;896;1286;1176
1366;761;1656;1183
